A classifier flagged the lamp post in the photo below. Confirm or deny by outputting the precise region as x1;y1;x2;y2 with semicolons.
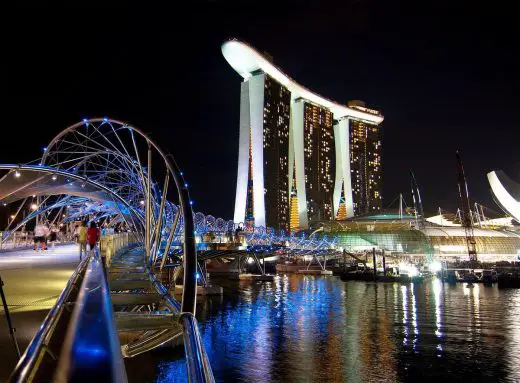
0;276;21;359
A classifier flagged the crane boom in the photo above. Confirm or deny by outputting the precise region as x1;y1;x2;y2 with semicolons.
455;151;477;262
410;170;425;230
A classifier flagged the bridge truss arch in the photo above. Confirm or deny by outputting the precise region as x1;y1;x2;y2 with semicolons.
1;118;202;312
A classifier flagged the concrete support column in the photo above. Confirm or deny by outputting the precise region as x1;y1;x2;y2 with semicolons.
249;75;266;228
233;75;267;228
333;118;354;218
233;81;251;224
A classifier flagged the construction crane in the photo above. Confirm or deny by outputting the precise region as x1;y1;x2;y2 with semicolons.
410;170;434;263
410;170;425;230
455;151;478;262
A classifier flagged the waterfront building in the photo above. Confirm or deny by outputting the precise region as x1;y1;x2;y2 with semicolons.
346;101;383;216
292;99;335;226
222;39;383;230
487;170;520;223
322;213;520;262
231;69;291;229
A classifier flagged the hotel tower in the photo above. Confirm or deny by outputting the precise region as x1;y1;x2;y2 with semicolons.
223;39;384;230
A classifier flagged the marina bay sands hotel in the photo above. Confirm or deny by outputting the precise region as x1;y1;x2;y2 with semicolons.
222;39;384;231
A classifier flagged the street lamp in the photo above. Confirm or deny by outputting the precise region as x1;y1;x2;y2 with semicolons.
30;204;38;211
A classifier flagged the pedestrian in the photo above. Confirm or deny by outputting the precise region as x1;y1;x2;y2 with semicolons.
43;224;50;251
73;224;79;243
49;225;58;250
33;222;47;251
78;221;88;261
87;221;101;257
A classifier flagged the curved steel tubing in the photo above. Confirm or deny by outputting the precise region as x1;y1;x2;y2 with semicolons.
149;270;215;382
180;313;215;383
6;118;214;382
121;328;183;358
148;270;181;312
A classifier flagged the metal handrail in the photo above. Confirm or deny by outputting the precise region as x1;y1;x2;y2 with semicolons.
9;256;90;382
148;271;215;382
54;251;127;382
180;313;215;383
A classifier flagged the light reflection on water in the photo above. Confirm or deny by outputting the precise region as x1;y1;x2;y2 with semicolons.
125;275;520;382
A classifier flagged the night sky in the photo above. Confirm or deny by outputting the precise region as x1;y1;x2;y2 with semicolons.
5;3;519;219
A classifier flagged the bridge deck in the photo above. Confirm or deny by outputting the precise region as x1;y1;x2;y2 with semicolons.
0;244;80;381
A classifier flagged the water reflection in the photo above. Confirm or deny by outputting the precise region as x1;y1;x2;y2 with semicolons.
507;291;520;381
432;279;443;356
411;284;419;352
124;277;520;383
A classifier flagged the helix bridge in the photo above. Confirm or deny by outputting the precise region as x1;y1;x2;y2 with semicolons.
0;118;341;382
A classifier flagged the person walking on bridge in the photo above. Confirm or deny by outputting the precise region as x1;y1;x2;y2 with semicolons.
78;221;87;261
48;224;58;250
87;221;101;255
33;223;47;252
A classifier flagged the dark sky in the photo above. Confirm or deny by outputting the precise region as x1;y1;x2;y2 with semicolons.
5;3;519;219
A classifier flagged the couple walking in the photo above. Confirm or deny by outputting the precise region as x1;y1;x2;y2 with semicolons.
78;221;101;261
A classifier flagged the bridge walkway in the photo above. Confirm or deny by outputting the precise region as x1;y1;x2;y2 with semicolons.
0;245;184;380
0;244;80;381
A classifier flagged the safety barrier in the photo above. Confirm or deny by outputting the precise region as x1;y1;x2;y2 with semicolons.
100;233;138;266
149;271;215;383
54;253;127;382
9;250;126;382
0;232;34;250
180;313;215;383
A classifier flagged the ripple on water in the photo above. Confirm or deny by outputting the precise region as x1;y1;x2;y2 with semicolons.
124;276;520;383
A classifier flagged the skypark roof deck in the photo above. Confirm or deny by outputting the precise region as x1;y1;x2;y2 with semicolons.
222;39;384;124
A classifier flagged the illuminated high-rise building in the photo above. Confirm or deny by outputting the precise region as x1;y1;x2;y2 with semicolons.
223;39;383;229
347;110;382;215
230;68;290;229
290;99;335;227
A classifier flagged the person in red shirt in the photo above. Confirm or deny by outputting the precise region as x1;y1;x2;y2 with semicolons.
87;221;101;254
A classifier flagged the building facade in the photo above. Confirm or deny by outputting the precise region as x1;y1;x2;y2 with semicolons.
224;39;384;230
303;102;335;222
290;100;335;227
487;170;520;223
348;113;382;215
262;75;291;229
233;71;291;229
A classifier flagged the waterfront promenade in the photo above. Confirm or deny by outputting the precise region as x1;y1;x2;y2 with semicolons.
0;244;79;381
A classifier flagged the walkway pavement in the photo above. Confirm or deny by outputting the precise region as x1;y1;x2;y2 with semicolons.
0;244;80;381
